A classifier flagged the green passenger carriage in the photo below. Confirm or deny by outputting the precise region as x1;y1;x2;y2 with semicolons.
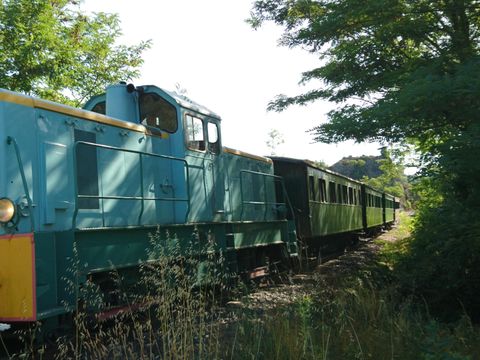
383;193;396;226
362;185;384;233
271;158;364;253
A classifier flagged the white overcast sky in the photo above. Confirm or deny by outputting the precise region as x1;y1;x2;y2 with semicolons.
82;0;381;165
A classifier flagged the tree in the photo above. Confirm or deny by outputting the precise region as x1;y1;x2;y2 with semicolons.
361;147;410;207
330;156;379;179
266;128;285;155
312;159;327;168
0;0;150;105
248;0;480;149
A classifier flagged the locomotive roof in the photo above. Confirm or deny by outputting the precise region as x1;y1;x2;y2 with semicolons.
162;88;221;119
85;84;222;120
135;85;221;119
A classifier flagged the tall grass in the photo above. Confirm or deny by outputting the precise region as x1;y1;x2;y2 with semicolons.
224;276;480;359
4;227;229;359
220;213;479;359
4;218;479;359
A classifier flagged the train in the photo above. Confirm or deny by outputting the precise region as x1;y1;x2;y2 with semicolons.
0;82;397;331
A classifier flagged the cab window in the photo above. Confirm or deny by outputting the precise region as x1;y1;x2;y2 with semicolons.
207;122;220;154
139;92;177;133
91;101;106;115
185;115;205;151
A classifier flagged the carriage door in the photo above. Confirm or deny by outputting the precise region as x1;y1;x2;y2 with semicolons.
205;121;225;221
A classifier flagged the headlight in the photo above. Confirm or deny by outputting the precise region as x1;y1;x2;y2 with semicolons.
0;198;16;223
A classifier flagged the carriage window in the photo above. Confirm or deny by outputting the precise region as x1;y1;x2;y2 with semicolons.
318;179;327;202
342;185;348;204
329;181;337;203
309;176;315;200
139;92;178;133
185;115;205;151
348;187;354;205
207;122;220;154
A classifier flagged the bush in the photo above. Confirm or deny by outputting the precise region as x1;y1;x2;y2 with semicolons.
394;124;480;322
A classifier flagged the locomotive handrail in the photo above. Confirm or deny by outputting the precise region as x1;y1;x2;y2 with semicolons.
72;141;191;229
239;169;295;222
6;136;35;231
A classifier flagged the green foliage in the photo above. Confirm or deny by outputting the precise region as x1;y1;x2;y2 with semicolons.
363;147;410;204
249;0;480;147
266;128;285;155
0;0;151;105
330;147;410;206
312;159;327;168
394;124;480;322
329;155;382;180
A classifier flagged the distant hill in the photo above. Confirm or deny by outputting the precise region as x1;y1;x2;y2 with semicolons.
329;155;383;180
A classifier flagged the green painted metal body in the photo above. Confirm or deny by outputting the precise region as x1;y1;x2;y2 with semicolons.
0;85;296;324
384;193;396;224
308;168;363;236
362;185;384;229
270;157;364;241
33;219;292;319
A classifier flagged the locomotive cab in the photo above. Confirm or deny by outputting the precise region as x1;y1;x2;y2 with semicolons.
84;82;222;157
85;83;180;137
84;82;225;222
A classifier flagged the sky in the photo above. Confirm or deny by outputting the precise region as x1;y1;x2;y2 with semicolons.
81;0;382;166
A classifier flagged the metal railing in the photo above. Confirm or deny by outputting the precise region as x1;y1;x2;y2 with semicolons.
7;136;35;231
72;141;190;229
239;169;294;221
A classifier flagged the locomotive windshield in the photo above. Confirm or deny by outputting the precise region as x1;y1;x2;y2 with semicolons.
139;92;178;133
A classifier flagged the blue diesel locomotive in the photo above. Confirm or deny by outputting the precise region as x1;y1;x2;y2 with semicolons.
0;83;395;328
